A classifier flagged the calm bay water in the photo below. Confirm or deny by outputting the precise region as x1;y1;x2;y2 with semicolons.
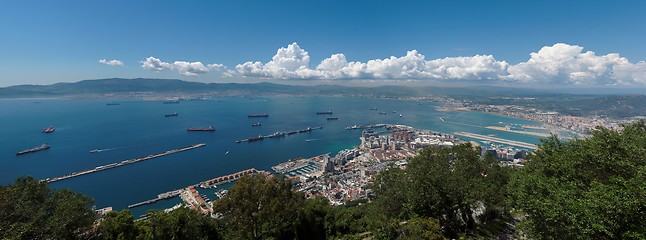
0;96;542;215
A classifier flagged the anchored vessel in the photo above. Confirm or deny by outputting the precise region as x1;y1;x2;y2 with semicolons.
187;126;215;131
248;113;269;118
316;111;333;115
42;126;55;133
251;123;261;127
326;117;339;120
165;113;179;117
16;143;50;155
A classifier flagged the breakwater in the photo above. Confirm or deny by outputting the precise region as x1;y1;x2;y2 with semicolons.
44;143;206;183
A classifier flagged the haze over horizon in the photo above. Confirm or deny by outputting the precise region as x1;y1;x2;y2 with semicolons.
1;0;645;91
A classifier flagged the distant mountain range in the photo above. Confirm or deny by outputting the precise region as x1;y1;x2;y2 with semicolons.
0;78;561;98
1;78;644;118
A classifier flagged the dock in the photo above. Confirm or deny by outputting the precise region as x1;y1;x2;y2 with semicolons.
44;143;207;183
452;132;538;150
128;168;264;209
198;168;259;188
128;189;183;208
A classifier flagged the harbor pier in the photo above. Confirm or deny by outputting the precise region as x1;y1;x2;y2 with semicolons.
44;143;206;183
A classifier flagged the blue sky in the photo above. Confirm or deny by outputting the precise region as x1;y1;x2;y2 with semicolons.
1;0;645;88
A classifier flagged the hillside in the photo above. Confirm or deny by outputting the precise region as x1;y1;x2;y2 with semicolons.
2;78;644;118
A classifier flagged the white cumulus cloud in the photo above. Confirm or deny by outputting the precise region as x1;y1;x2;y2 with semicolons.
235;42;510;81
506;43;645;85
99;59;124;66
141;57;225;76
233;42;646;86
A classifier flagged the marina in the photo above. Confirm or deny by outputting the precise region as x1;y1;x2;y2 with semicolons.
44;143;207;183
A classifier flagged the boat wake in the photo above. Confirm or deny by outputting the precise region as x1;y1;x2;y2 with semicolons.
89;147;119;153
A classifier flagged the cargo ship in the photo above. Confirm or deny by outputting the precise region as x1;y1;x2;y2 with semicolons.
42;126;55;133
248;114;269;118
165;113;179;117
326;117;339;120
251;123;261;127
267;132;286;138
316;111;333;115
248;136;264;142
187;126;215;131
16;143;50;155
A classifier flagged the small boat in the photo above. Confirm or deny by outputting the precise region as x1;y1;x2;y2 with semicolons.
326;117;339;120
369;108;378;110
42;126;55;133
379;112;387;115
225;151;229;155
316;111;333;115
106;103;120;106
164;113;179;117
89;149;102;153
399;114;403;117
251;122;261;127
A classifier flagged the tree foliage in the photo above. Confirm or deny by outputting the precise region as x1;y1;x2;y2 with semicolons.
213;174;304;239
97;207;224;240
372;143;512;238
0;176;97;239
510;121;646;239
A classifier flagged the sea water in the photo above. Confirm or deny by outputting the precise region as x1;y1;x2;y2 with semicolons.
0;96;543;215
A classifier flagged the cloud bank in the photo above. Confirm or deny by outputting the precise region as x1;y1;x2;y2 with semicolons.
99;59;124;66
234;42;646;86
141;57;224;76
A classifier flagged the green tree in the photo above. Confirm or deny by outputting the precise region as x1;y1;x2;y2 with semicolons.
373;143;511;238
146;207;223;240
510;121;646;239
213;174;304;239
0;176;97;239
294;197;331;239
97;210;137;240
399;217;445;240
